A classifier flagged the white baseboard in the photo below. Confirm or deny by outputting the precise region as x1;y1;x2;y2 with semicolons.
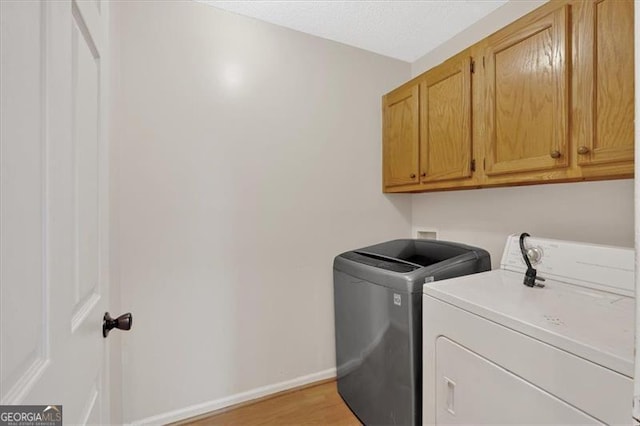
128;367;337;425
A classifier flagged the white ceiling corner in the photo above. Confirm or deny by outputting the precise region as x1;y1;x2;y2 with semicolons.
196;1;509;62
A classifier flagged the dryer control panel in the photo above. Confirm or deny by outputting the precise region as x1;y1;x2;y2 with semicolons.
500;234;634;297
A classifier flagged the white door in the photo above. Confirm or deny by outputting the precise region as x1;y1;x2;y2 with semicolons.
1;0;112;423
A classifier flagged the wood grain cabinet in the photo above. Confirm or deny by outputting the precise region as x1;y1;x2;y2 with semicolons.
382;82;420;189
573;0;635;176
381;0;634;193
484;5;570;177
383;52;474;192
420;53;473;184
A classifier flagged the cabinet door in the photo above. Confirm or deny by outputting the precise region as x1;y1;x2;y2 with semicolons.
574;0;634;167
484;5;570;176
383;83;420;188
420;54;472;183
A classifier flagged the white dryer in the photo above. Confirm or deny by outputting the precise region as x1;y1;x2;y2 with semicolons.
422;234;634;425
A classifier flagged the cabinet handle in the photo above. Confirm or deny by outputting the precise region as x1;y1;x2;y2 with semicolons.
550;150;562;159
577;146;590;155
410;173;416;179
420;172;426;178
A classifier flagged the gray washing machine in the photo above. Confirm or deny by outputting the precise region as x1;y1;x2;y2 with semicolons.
333;239;490;426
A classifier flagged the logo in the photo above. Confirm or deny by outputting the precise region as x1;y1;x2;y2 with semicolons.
393;293;401;306
0;405;62;426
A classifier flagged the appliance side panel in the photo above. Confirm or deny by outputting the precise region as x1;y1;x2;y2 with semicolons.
334;269;415;425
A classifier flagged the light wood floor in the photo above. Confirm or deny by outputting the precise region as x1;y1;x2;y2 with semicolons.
178;380;361;425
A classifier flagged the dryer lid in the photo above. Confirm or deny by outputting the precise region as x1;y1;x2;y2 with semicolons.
423;269;634;378
424;235;635;378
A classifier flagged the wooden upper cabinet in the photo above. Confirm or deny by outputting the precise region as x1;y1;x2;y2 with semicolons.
484;5;570;176
420;53;472;183
381;0;634;193
574;0;634;167
383;82;420;188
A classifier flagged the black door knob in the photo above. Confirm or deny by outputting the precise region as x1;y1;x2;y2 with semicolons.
103;312;132;338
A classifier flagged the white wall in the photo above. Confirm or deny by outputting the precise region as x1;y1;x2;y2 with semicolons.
411;0;634;267
110;1;411;423
413;181;634;268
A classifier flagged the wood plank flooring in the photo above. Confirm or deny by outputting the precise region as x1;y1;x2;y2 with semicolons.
177;380;361;425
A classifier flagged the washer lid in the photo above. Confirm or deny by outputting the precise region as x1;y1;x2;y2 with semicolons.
423;269;634;378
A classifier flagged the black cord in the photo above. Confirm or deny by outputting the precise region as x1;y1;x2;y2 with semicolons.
519;232;533;270
519;232;544;287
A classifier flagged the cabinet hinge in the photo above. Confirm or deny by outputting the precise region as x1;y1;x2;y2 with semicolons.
470;60;475;74
471;159;476;172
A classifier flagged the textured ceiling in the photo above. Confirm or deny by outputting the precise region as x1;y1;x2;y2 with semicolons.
197;1;509;62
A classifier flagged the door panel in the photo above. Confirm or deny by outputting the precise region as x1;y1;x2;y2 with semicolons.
485;6;570;176
71;0;102;330
575;0;634;166
383;84;420;188
0;1;110;423
0;0;49;402
421;54;471;182
79;378;101;425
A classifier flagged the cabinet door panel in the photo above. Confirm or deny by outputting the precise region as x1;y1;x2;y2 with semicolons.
421;55;472;183
485;6;570;176
383;84;420;188
575;0;634;166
